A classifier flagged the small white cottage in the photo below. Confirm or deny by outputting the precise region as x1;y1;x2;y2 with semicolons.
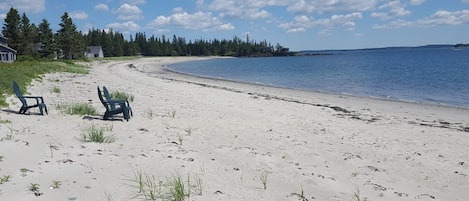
0;36;17;63
84;46;104;58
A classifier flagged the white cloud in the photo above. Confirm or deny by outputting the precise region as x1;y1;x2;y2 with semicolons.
285;27;306;33
0;14;6;20
219;23;235;30
70;11;88;20
148;10;234;31
107;21;141;31
419;10;469;25
463;0;469;3
0;0;45;14
115;3;143;21
208;0;289;19
287;0;377;14
373;9;469;29
279;12;362;33
372;19;411;29
94;4;109;11
371;1;411;20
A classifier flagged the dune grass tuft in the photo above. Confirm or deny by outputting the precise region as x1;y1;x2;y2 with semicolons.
51;86;61;93
169;175;185;201
110;91;134;102
81;123;115;143
132;169;203;201
57;103;97;116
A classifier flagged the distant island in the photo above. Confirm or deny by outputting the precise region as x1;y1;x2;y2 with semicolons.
454;43;469;49
296;43;468;56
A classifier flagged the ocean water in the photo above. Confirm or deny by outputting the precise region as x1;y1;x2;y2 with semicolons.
169;47;469;108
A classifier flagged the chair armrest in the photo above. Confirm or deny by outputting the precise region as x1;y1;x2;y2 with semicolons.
104;99;129;108
20;96;45;103
21;95;43;99
108;99;127;104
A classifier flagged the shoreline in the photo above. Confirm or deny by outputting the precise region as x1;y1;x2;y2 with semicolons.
140;57;469;131
1;57;468;201
158;56;469;111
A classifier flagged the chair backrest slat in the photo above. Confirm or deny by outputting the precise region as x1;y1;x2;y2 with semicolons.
97;87;110;109
12;81;27;106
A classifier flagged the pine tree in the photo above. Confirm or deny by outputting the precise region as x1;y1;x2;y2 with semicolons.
2;8;21;53
38;19;57;59
19;13;34;56
56;12;84;59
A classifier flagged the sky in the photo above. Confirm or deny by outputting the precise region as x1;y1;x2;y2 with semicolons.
0;0;468;51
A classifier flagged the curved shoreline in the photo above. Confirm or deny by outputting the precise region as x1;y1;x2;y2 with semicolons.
153;56;469;111
136;57;469;132
140;57;469;111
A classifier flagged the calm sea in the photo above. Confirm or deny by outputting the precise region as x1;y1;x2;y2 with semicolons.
169;47;469;108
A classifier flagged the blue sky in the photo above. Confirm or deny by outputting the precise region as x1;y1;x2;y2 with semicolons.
1;0;468;51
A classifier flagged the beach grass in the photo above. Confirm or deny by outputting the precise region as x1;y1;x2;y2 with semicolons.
0;118;11;124
143;108;157;119
110;91;135;102
56;103;97;116
50;181;61;189
168;110;176;118
260;171;268;190
51;86;61;93
168;175;185;201
132;170;161;201
81;123;115;143
131;169;204;201
0;60;89;107
0;175;11;184
352;189;368;201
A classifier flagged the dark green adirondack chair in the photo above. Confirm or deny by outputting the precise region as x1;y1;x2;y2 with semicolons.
12;80;48;115
102;86;133;117
97;86;131;121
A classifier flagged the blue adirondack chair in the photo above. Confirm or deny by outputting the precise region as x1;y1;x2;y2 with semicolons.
12;80;48;115
97;86;131;121
102;86;133;117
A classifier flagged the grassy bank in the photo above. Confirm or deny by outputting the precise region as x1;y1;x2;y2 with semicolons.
0;60;89;106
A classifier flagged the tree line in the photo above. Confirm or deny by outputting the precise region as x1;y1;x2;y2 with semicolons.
1;7;289;60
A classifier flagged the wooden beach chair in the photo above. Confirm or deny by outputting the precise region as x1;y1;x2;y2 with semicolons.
12;80;48;115
97;86;131;121
102;86;133;116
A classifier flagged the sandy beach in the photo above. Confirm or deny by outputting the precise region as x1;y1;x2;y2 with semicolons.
1;57;468;201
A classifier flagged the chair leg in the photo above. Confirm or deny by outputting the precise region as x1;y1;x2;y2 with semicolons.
43;104;48;115
123;108;130;121
103;111;111;120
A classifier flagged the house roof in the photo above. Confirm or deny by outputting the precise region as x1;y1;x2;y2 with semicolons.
86;46;103;53
0;36;8;46
0;43;17;53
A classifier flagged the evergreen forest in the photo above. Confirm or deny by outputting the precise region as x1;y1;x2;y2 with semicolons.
1;8;290;60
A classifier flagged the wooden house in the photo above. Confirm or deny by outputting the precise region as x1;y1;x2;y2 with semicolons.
0;36;17;63
84;46;104;58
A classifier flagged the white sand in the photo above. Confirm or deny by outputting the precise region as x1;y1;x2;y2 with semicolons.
1;57;468;201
